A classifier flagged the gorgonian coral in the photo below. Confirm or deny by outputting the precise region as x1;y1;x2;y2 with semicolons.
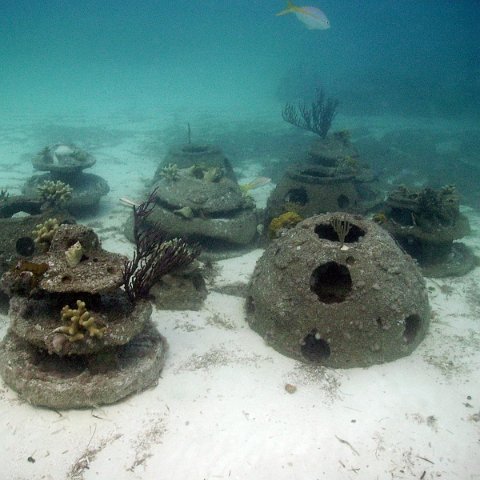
123;189;200;303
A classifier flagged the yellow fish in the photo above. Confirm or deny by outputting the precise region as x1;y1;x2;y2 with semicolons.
276;0;330;30
240;177;271;193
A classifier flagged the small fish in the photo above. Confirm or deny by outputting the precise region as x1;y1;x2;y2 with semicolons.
276;0;330;30
240;177;271;193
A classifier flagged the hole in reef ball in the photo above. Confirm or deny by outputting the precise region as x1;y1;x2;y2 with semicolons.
182;145;209;154
245;296;255;314
403;314;421;344
337;194;350;209
310;261;352;303
284;187;308;206
301;330;331;361
61;275;72;283
314;222;365;243
15;237;35;256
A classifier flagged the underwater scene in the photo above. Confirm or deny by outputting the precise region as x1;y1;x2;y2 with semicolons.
0;0;479;478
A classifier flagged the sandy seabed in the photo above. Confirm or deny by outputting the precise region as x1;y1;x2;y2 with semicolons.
0;110;479;480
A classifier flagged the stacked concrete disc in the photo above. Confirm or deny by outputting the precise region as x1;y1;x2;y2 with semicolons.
0;224;166;409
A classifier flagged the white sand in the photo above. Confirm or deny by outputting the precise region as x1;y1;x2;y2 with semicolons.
0;112;479;479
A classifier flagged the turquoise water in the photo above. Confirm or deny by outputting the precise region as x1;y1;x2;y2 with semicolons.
1;3;480;478
1;1;478;117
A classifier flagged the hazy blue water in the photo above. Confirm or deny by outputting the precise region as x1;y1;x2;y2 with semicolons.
1;0;478;117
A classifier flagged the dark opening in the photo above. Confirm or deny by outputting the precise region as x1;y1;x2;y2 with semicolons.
0;291;9;315
284;187;308;206
314;223;365;243
245;296;255;314
192;273;207;293
300;169;330;178
403;314;421;344
182;145;209;154
337;194;350;209
15;237;35;256
191;168;205;179
345;255;356;265
66;239;80;248
310;261;352;303
301;329;331;361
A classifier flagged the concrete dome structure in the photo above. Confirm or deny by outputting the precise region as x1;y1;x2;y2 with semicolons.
247;213;430;368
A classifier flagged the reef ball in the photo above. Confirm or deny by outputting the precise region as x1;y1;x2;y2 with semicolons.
246;213;430;368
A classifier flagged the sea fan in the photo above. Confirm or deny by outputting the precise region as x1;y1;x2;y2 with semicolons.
123;189;200;303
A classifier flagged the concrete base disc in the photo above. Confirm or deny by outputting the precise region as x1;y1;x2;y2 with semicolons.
0;321;167;409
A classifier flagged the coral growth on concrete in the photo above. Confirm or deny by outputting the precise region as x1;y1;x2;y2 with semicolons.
53;299;106;342
32;217;60;250
37;180;73;207
268;211;303;238
123;190;200;303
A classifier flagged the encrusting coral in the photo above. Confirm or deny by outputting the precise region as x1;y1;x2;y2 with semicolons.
37;180;73;206
53;300;106;342
159;163;179;181
186;164;224;182
65;241;84;268
32;217;60;249
268;211;303;238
